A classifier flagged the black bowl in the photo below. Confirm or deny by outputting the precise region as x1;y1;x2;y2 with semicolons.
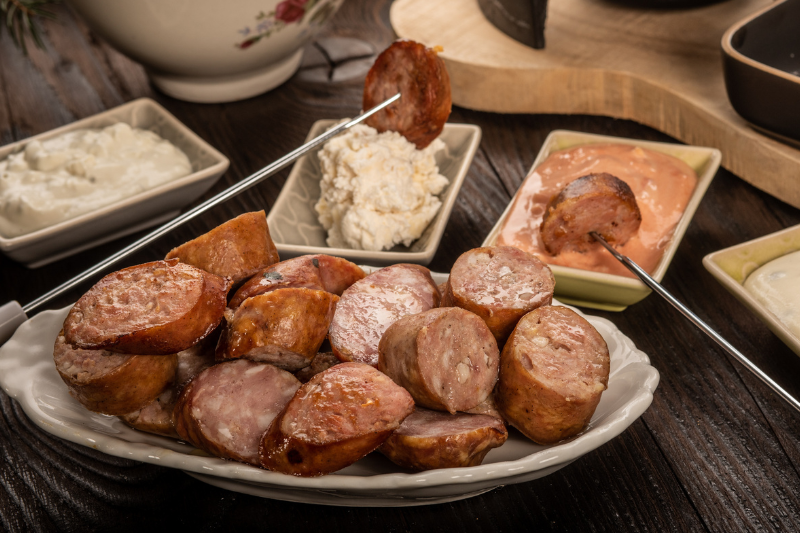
722;0;800;143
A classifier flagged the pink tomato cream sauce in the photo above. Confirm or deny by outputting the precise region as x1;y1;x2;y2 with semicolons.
497;144;697;278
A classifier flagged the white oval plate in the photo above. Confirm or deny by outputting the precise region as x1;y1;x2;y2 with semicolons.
0;271;659;507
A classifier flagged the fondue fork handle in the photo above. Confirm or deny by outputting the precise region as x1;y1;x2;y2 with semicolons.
20;94;401;316
590;231;800;414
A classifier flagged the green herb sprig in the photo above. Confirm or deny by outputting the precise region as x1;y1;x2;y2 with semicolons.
1;0;59;54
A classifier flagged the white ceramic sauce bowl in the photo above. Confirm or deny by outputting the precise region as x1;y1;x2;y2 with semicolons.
0;98;229;268
66;0;344;103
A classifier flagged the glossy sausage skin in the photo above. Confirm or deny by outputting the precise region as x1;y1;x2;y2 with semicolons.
217;288;339;371
120;334;217;437
228;254;364;309
378;408;507;471
540;173;642;255
496;306;610;444
329;264;440;367
174;359;300;466
53;333;177;416
363;40;452;149
165;210;280;286
259;362;414;476
378;307;499;413
63;259;228;355
440;246;555;345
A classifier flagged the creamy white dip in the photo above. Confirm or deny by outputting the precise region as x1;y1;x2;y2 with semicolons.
314;123;448;251
0;123;192;238
744;250;800;338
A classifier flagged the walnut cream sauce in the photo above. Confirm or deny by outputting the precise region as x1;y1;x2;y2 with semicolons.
314;123;448;252
744;250;800;338
497;144;698;277
0;123;192;238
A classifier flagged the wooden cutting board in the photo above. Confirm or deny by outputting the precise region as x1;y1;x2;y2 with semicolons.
391;0;800;210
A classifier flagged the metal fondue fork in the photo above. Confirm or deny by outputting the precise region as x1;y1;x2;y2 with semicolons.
0;94;401;344
590;231;800;414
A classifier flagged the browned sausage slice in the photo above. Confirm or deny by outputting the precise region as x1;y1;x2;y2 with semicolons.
440;246;555;345
378;307;499;413
259;362;414;476
165;211;280;286
63;259;228;355
173;359;301;466
540;173;642;255
363;40;452;149
329;264;440;367
496;305;610;445
217;288;339;371
53;333;177;416
228;254;364;309
120;335;217;437
378;408;507;471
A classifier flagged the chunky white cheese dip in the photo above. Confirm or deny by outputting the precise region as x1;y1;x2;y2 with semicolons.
744;250;800;338
314;123;448;251
0;123;192;238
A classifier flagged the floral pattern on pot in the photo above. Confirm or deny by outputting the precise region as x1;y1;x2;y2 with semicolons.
236;0;340;49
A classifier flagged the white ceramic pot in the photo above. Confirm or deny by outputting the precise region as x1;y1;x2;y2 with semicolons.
67;0;344;103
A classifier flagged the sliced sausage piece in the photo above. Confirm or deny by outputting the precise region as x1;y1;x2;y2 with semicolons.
329;264;440;367
496;306;610;445
363;40;452;149
441;246;554;345
63;259;229;355
174;359;301;466
259;362;414;476
378;307;499;413
378;408;507;471
294;352;341;383
228;254;364;309
165;211;280;286
540;173;642;255
53;333;177;416
120;334;218;437
217;288;339;371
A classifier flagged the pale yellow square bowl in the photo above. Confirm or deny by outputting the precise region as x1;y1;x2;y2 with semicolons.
482;130;722;312
703;224;800;357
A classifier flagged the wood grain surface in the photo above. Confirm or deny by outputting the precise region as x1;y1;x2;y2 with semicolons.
1;1;800;531
391;0;800;211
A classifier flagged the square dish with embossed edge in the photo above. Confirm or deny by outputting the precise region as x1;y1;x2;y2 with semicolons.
482;130;721;312
0;98;229;268
703;224;800;357
267;120;481;266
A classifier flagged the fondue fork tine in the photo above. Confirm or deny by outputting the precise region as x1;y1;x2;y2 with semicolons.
0;94;401;345
590;231;800;414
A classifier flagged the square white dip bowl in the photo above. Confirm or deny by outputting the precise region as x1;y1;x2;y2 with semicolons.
0;98;229;268
267;120;481;266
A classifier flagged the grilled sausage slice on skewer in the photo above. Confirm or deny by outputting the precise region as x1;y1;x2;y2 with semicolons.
379;408;507;471
440;246;554;345
259;362;414;477
496;306;610;445
63;259;228;355
363;40;452;149
540;172;642;255
378;307;499;413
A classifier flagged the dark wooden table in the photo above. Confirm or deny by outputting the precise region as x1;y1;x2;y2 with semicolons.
2;1;799;531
